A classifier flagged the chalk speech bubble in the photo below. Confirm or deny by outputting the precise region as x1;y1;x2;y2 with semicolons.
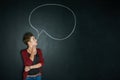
28;4;76;40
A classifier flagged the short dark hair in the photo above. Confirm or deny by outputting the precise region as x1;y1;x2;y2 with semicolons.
23;32;34;45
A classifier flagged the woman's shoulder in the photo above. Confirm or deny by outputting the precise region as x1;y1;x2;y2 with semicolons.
37;48;42;54
21;49;27;54
37;48;42;51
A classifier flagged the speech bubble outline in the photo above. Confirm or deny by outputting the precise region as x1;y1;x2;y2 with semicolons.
28;3;77;40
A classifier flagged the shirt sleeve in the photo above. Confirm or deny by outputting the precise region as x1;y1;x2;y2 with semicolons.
21;50;33;66
37;48;44;66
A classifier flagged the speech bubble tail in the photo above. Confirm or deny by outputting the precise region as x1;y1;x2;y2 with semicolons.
36;29;44;40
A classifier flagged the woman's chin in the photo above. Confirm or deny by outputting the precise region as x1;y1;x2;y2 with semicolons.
33;43;38;46
36;43;38;46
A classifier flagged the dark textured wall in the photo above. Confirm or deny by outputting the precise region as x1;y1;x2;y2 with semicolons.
0;0;120;80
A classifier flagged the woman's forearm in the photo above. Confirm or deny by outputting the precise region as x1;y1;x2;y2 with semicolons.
30;63;42;69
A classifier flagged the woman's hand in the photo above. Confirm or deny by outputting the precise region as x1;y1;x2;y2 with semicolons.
31;46;37;55
25;66;31;72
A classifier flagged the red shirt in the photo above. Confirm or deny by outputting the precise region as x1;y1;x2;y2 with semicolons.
21;48;44;80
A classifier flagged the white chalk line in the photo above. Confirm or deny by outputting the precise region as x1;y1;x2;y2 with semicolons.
29;3;77;40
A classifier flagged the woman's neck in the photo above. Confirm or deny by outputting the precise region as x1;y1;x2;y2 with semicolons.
27;45;37;54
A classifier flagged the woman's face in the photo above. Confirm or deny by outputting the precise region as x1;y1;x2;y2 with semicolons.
28;36;38;46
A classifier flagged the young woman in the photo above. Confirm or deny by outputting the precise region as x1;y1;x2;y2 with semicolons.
21;32;44;80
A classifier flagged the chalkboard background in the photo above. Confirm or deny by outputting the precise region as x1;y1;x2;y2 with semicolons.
0;0;120;80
